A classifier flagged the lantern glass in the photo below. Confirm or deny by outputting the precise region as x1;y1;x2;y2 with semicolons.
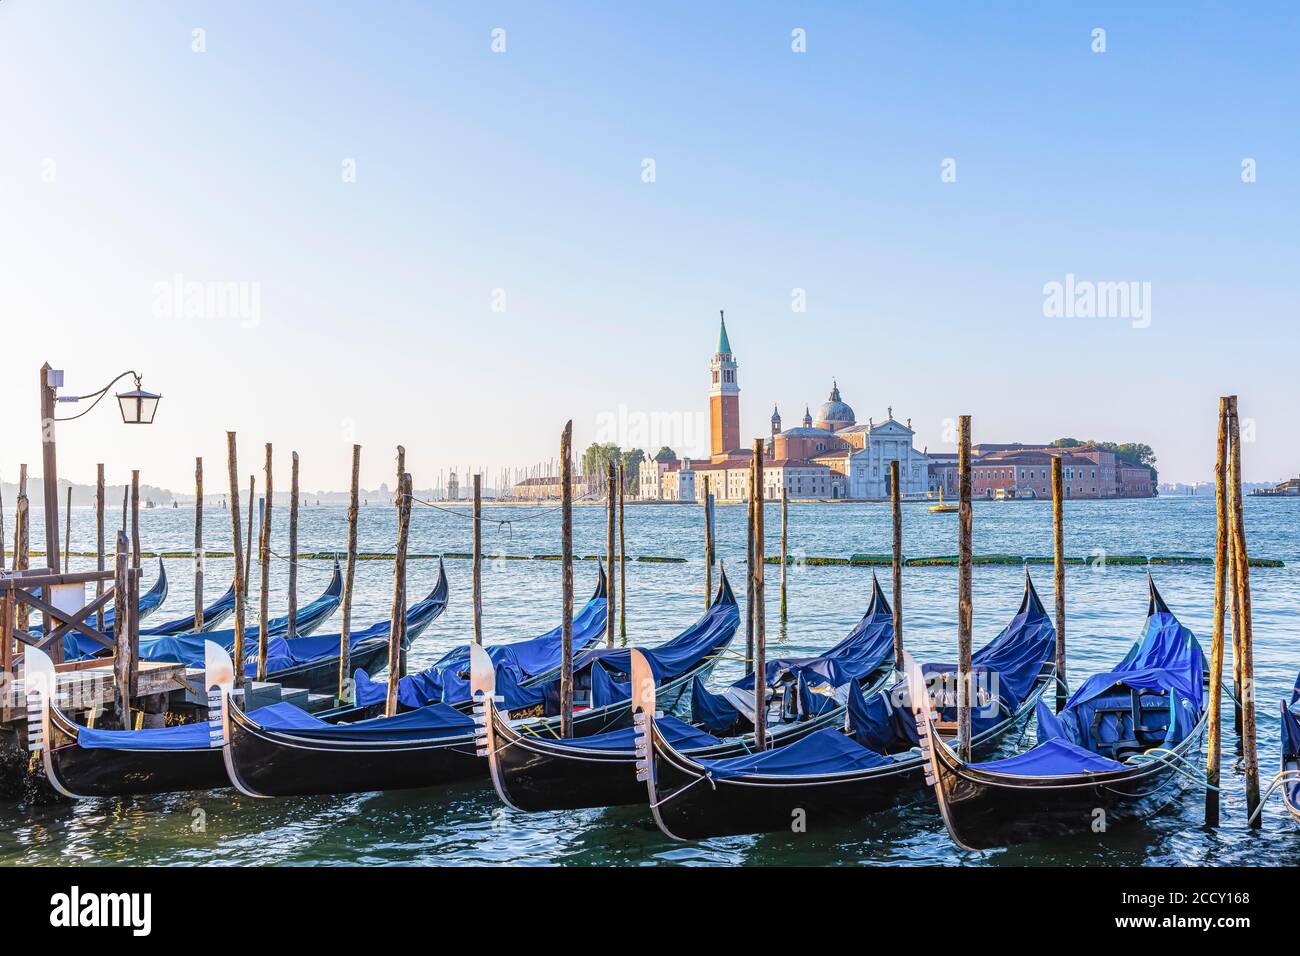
116;388;161;425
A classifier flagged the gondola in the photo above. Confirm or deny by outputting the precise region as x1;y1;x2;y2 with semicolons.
55;558;169;658
131;561;343;667
140;580;237;636
251;560;449;693
25;569;446;798
26;641;236;798
221;567;735;797
636;571;1056;841
910;576;1207;851
1279;671;1300;825
482;573;896;812
346;564;609;715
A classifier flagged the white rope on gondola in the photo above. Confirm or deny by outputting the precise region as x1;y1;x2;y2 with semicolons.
1245;769;1300;826
1122;746;1221;790
648;767;716;809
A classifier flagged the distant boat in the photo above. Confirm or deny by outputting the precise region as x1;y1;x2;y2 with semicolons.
930;488;957;513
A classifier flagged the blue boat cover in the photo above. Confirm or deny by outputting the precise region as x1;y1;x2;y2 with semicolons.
1282;671;1300;808
590;661;631;709
140;582;237;637
549;714;721;753
696;728;892;780
692;675;743;734
251;701;475;741
77;699;475;752
78;718;217;751
355;584;608;709
1286;670;1300;763
971;583;1205;777
570;585;740;686
691;575;894;732
110;565;344;666
849;576;1058;755
973;737;1125;776
254;578;449;677
60;559;169;658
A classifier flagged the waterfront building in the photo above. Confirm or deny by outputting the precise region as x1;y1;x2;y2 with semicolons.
637;448;678;501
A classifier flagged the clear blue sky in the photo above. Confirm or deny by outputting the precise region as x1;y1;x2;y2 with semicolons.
1;1;1295;492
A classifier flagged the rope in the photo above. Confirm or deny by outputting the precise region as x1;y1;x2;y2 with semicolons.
409;490;605;540
648;767;716;809
1122;747;1221;790
1246;769;1300;826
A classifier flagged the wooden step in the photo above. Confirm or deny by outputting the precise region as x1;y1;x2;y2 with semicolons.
303;693;338;714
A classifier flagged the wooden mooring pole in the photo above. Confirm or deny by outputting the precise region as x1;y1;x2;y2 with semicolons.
384;471;412;718
1226;396;1261;826
131;470;140;573
780;483;789;622
95;464;104;632
63;486;71;571
1230;546;1242;739
618;460;626;642
287;451;299;637
472;473;482;645
957;415;973;761
1051;456;1067;712
112;529;131;726
890;460;903;670
226;433;247;689
338;444;360;701
257;444;273;681
752;439;767;750
606;460;616;648
394;446;406;678
194;457;204;632
703;477;714;607
15;467;27;633
745;460;755;676
1206;397;1230;826
560;421;574;738
244;475;254;602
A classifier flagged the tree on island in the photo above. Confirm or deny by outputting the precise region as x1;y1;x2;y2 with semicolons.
582;442;622;479
654;446;677;462
1051;438;1158;480
620;448;645;496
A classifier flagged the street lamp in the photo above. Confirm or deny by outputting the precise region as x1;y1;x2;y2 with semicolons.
115;383;162;426
39;364;162;574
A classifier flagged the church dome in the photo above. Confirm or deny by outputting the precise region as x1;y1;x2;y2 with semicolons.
813;381;855;431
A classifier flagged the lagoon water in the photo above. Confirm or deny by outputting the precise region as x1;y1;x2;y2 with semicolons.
3;494;1297;866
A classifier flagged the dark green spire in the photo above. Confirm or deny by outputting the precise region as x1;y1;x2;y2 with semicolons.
717;310;732;354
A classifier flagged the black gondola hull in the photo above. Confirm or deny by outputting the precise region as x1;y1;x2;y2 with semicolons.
649;741;920;839
44;706;227;797
927;713;1207;850
223;702;486;796
50;741;227;797
646;674;1050;841
491;668;891;812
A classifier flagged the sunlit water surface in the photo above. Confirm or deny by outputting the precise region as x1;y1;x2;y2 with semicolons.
3;495;1297;866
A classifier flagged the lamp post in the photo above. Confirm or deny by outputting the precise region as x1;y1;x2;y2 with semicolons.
41;363;162;574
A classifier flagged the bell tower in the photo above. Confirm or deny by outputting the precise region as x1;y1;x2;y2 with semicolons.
709;311;740;462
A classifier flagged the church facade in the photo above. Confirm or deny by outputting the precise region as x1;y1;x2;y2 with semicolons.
639;315;929;501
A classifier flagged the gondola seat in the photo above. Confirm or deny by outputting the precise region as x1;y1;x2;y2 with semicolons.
1088;687;1172;760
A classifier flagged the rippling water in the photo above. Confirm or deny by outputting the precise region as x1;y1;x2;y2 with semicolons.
3;495;1297;866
